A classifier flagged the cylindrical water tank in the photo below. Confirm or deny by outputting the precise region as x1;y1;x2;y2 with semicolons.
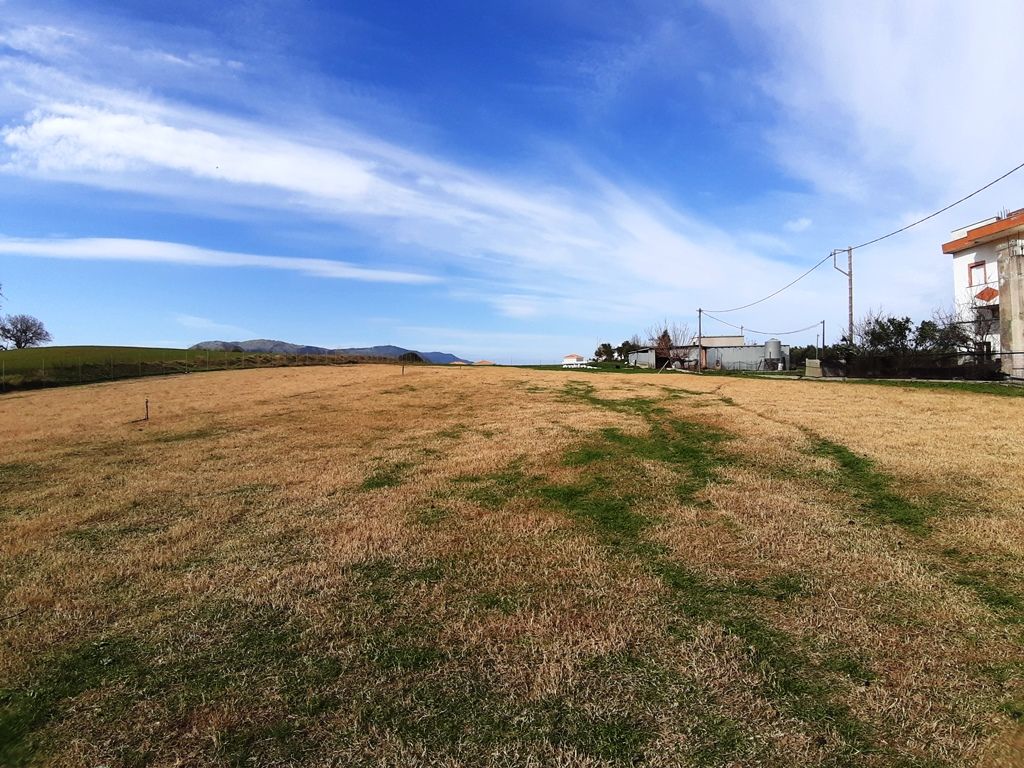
764;338;782;360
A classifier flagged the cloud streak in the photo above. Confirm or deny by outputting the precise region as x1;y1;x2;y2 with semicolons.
0;237;439;284
9;4;1017;349
174;313;252;337
712;0;1024;204
0;41;814;327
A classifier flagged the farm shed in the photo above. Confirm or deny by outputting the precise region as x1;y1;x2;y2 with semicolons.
627;337;789;371
701;341;790;371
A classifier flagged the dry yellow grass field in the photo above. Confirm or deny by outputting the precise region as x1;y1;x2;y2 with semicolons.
1;366;1021;767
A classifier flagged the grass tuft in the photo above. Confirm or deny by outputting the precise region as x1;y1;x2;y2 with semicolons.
810;437;934;534
149;427;221;443
361;460;413;490
457;463;536;509
551;709;654;763
0;637;146;766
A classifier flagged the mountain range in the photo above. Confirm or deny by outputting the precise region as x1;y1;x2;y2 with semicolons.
189;339;470;365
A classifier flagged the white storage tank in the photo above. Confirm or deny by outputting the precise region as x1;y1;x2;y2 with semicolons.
764;338;782;361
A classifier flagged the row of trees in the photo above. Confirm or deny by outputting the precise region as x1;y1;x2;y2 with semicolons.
0;284;52;349
593;338;641;362
851;306;987;355
791;309;979;367
594;306;988;368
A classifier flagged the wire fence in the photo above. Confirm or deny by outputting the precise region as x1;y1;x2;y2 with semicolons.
0;350;418;392
824;350;1024;381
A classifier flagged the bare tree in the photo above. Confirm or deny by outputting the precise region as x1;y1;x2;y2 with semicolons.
667;321;691;349
0;314;52;349
931;304;980;353
933;300;999;355
642;322;663;348
642;319;693;368
642;320;691;348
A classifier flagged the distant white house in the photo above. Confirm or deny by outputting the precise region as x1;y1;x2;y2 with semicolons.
562;353;587;368
942;208;1024;378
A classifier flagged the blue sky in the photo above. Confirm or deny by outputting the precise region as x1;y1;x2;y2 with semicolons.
3;0;1024;362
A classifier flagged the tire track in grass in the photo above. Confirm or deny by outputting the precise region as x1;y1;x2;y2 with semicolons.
716;394;1024;745
805;433;1024;753
807;435;1024;628
728;395;1024;631
552;381;908;766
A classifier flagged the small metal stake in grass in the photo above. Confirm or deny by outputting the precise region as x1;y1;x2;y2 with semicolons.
145;399;149;421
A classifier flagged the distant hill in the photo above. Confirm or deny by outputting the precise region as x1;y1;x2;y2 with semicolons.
189;339;470;365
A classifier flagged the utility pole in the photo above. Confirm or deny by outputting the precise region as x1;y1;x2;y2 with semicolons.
832;247;854;345
697;308;703;374
847;246;853;347
821;319;826;355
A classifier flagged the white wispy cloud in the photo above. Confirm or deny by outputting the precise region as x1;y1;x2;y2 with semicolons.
174;313;252;337
695;0;1024;324
0;32;810;328
8;5;1019;347
711;0;1024;205
0;24;79;58
0;237;439;284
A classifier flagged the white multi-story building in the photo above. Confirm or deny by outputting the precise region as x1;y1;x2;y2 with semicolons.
942;209;1024;377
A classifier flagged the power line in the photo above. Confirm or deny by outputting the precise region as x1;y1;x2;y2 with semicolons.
705;253;832;313
702;311;820;337
851;160;1024;251
703;159;1024;314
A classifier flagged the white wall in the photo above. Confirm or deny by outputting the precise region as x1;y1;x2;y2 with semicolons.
951;243;1000;349
627;349;656;368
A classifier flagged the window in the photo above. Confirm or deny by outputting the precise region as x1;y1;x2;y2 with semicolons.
968;261;987;287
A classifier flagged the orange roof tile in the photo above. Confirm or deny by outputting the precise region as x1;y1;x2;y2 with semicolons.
943;208;1024;254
